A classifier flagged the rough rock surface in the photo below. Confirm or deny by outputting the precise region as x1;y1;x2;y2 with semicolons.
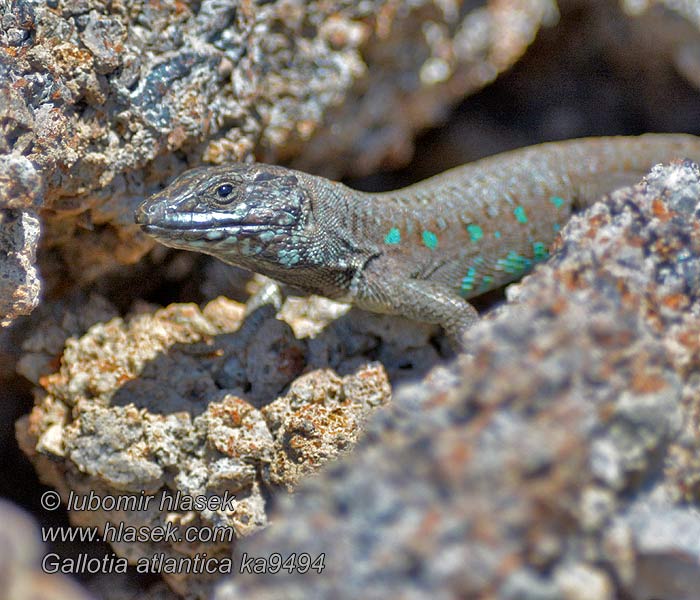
263;366;390;490
0;0;555;314
209;162;700;600
16;297;392;597
0;208;40;326
6;2;700;598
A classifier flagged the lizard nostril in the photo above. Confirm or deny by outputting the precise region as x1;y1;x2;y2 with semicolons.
134;202;148;225
134;204;145;225
135;200;163;225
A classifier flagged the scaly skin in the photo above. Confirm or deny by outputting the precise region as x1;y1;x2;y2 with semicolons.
135;134;700;346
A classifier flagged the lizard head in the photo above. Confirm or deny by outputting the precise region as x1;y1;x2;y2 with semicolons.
135;163;320;268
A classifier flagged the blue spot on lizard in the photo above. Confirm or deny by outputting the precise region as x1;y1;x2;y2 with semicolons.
513;206;528;224
384;227;401;245
496;251;532;275
550;196;565;209
532;242;549;261
478;274;494;292
422;230;438;249
460;267;477;295
466;224;483;242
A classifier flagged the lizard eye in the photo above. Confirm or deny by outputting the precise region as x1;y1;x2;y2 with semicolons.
217;184;233;199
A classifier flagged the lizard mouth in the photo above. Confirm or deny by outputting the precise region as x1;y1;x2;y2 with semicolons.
140;222;271;233
135;202;295;236
139;222;274;246
136;207;282;242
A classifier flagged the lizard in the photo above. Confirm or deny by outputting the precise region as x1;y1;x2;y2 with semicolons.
135;134;700;348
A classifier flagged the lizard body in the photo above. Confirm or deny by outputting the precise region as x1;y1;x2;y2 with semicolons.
135;134;700;345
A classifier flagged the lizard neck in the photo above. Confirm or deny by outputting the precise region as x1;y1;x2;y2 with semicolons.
217;177;380;299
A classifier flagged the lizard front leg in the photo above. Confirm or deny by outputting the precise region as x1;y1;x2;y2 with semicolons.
357;273;480;349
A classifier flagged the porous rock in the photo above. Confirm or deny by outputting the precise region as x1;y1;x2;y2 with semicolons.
0;208;40;327
16;296;391;597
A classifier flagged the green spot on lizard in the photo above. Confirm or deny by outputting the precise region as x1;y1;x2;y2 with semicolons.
422;230;438;250
384;227;401;245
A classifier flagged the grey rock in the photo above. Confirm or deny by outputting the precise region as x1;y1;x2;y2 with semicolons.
0;208;40;327
16;297;391;597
